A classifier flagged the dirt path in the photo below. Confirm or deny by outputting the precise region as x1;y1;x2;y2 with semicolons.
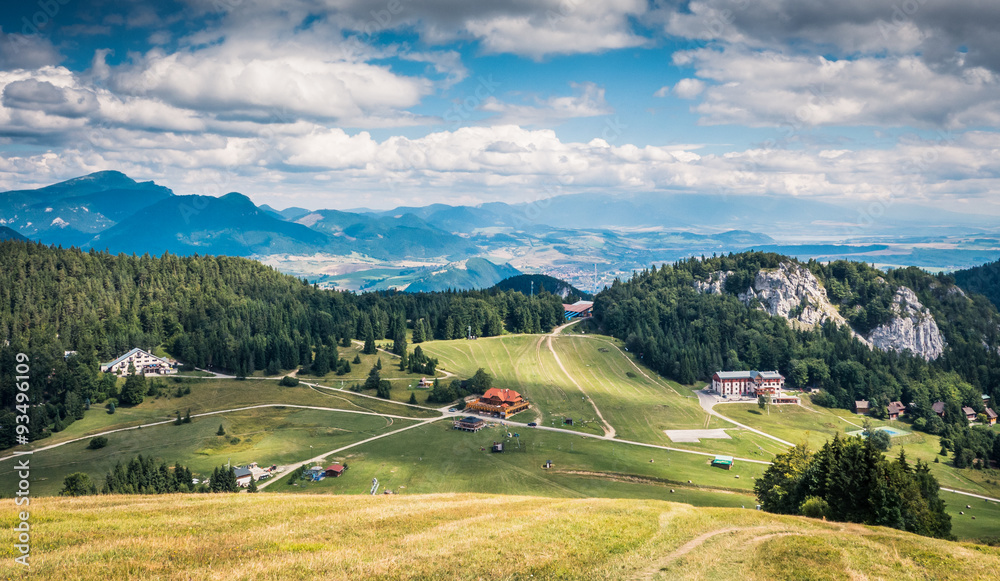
545;322;616;438
633;527;742;580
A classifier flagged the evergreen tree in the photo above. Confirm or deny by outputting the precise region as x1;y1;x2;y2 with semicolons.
408;392;418;404
119;370;146;406
217;424;225;436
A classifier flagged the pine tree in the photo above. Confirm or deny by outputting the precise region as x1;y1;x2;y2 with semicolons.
247;477;258;493
363;329;376;355
217;424;226;436
412;319;425;343
408;392;418;404
183;409;191;423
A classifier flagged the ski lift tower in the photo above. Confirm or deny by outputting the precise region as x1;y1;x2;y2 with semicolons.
370;477;379;495
467;325;472;340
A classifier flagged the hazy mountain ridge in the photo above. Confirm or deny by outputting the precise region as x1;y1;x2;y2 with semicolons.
4;171;999;292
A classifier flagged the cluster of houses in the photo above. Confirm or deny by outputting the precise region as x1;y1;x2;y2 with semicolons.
709;370;799;404
100;348;177;376
232;463;275;487
855;398;997;425
465;388;531;419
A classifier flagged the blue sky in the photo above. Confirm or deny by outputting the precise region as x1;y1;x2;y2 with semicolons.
0;0;998;215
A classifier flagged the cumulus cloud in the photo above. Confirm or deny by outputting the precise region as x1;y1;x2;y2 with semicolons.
671;78;705;99
674;48;1000;129
0;28;62;71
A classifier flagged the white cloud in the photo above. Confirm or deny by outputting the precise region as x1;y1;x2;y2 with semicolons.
672;78;705;99
479;82;613;126
675;48;1000;129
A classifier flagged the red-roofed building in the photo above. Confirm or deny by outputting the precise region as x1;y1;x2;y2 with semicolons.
325;464;345;477
466;388;531;418
563;301;594;320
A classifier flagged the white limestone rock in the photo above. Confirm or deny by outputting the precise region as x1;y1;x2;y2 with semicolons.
866;287;945;360
694;261;947;359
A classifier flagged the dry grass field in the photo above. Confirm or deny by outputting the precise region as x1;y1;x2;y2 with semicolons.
3;493;999;580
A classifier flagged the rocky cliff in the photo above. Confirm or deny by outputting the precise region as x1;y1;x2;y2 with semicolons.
866;287;945;360
695;261;946;360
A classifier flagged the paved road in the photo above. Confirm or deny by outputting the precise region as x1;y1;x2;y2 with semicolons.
940;488;1000;503
694;389;795;447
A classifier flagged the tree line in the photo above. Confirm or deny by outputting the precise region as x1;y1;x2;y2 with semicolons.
0;240;564;446
594;252;1000;424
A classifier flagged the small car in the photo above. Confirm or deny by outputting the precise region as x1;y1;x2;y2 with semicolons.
448;408;457;412
527;422;537;427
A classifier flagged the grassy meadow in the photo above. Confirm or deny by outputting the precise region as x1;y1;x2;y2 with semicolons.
267;418;766;505
4;493;1000;580
0;409;419;497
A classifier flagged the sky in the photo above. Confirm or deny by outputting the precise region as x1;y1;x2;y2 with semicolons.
0;0;998;214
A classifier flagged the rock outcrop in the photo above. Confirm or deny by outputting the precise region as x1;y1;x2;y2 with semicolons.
739;262;849;328
695;261;946;360
866;287;945;360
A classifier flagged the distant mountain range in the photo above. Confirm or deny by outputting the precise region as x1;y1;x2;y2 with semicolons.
2;171;998;291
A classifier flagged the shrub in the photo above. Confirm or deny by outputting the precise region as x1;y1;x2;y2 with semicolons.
87;436;108;449
800;496;830;519
279;376;300;387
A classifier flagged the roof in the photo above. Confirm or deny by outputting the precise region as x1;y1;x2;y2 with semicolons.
101;347;168;369
932;401;945;414
309;465;324;471
562;301;594;313
481;388;523;403
887;401;905;414
233;467;252;478
713;370;783;380
962;407;976;416
459;416;484;424
325;464;344;471
984;394;991;400
712;455;734;464
986;408;998;420
855;400;869;408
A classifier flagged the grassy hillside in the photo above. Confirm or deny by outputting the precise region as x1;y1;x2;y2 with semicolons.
4;493;1000;580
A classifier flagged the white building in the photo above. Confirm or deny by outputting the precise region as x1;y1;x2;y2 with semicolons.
710;370;785;397
100;348;176;376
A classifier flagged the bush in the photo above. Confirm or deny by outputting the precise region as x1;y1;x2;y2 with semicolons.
279;376;299;387
87;436;108;449
809;391;838;408
800;496;830;519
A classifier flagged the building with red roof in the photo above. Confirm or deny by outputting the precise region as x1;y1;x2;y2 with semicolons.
466;388;531;418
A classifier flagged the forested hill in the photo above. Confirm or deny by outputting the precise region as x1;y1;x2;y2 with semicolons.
594;252;1000;416
954;258;1000;310
0;240;564;444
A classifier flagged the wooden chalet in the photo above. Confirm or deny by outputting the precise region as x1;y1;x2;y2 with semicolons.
887;401;905;420
417;377;434;388
854;400;870;415
466;388;530;419
931;401;946;417
986;408;998;426
711;455;734;470
325;464;345;477
963;407;977;422
453;416;487;432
